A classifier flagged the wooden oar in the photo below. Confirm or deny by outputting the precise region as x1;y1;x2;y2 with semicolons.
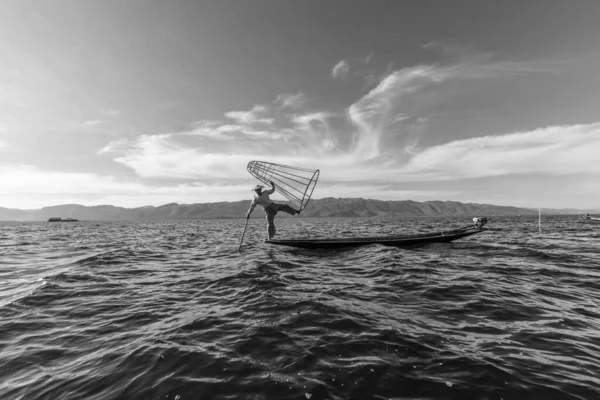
238;217;250;251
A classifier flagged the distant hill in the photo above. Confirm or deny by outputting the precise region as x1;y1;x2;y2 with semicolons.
0;207;36;221
2;198;596;221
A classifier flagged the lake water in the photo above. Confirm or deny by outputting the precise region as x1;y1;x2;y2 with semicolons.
1;216;599;399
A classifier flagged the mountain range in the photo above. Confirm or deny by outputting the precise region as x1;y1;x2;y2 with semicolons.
1;198;597;221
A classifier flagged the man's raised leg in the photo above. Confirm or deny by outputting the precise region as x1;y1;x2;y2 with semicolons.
278;203;299;215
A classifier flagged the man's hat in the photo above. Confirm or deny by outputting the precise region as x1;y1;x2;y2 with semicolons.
251;184;264;191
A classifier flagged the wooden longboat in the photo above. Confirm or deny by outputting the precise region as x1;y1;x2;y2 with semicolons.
265;225;488;250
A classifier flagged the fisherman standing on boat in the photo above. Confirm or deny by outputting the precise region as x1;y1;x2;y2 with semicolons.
473;217;488;229
246;181;299;240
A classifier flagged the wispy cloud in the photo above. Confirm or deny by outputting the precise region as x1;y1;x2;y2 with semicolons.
102;109;120;116
81;120;106;128
331;60;350;79
184;120;236;140
225;104;274;125
291;111;340;153
423;41;558;74
114;134;207;180
348;65;446;159
292;111;337;126
423;40;478;60
347;54;555;160
275;92;307;109
98;138;129;154
77;118;138;138
331;54;375;82
114;135;324;181
111;124;320;181
400;123;600;180
185;120;287;140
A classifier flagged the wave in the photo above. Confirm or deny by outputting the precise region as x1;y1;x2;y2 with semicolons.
1;217;600;399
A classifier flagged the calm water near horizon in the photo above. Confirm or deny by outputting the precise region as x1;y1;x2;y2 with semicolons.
1;216;599;399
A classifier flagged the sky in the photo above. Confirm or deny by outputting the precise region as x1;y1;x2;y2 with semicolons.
1;0;600;209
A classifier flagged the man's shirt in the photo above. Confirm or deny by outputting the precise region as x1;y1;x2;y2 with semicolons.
249;187;275;212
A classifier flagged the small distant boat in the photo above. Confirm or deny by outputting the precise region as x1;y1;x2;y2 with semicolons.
582;214;600;222
47;217;79;222
265;217;490;249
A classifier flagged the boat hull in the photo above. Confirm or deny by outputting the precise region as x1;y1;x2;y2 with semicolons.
265;227;487;249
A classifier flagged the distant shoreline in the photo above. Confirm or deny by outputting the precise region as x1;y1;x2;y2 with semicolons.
0;214;589;223
1;198;598;222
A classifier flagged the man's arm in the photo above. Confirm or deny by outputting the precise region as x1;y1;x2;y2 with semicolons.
264;181;275;195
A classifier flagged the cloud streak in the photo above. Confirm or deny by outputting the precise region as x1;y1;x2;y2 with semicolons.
331;54;374;80
400;123;600;180
81;120;106;128
275;92;307;109
348;65;445;159
292;111;335;125
98;138;129;154
331;60;350;79
347;54;555;160
225;105;274;125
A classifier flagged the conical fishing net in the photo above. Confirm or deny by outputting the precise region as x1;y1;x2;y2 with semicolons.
247;161;319;212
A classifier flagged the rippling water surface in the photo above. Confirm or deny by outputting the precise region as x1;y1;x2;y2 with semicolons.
1;216;599;400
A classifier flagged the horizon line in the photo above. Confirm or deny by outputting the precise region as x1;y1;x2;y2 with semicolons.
1;197;599;212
